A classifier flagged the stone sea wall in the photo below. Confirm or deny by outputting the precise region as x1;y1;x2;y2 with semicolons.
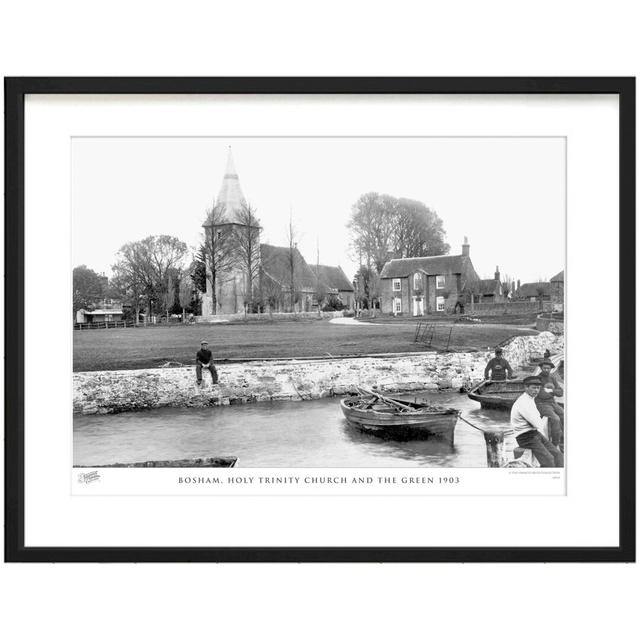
535;315;565;334
74;332;563;415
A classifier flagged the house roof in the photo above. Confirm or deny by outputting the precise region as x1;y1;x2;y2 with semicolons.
260;244;317;291
83;309;123;315
516;282;551;297
550;270;564;282
476;278;501;295
380;254;467;279
310;264;354;292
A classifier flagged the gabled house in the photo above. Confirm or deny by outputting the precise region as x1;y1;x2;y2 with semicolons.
473;266;505;303
310;264;355;309
515;281;551;302
379;238;480;316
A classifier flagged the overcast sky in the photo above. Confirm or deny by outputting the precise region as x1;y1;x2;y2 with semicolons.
72;137;565;284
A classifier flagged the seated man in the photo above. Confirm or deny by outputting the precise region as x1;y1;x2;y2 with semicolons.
196;340;218;386
510;376;563;468
535;359;564;450
484;347;514;381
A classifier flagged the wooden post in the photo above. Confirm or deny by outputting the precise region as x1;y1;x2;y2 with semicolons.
483;428;506;467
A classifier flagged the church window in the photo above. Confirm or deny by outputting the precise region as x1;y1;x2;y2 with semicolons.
413;273;422;290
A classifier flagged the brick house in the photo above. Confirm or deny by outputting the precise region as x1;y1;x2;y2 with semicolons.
379;238;480;316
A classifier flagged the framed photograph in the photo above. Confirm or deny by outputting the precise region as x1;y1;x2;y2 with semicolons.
5;77;635;562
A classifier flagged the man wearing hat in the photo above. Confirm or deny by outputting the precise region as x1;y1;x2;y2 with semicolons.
484;347;514;381
510;376;563;467
535;359;564;450
195;340;218;386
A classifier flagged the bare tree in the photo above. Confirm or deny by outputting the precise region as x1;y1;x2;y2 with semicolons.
286;213;298;313
162;272;175;322
178;271;192;322
234;203;261;313
201;203;235;314
258;269;283;318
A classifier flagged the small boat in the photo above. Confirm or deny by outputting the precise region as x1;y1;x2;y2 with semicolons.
340;389;459;443
75;456;238;468
467;379;525;410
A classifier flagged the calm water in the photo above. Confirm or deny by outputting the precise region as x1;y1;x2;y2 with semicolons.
73;392;510;468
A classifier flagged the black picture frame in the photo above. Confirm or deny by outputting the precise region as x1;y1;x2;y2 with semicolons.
4;77;635;563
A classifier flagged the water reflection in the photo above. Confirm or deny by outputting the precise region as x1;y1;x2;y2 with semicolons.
74;392;511;468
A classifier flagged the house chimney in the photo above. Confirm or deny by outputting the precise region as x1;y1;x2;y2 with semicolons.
462;236;470;257
494;266;500;281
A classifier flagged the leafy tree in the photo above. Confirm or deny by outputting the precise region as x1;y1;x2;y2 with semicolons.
348;192;450;279
73;265;106;313
391;198;449;258
190;250;207;294
111;235;188;319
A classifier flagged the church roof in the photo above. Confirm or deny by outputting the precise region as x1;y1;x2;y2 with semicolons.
216;148;247;221
260;244;318;291
310;264;354;292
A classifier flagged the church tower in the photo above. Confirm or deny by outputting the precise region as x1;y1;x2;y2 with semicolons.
201;148;261;316
216;148;247;220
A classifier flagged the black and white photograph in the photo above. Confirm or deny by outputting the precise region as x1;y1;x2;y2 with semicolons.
72;136;566;477
6;76;632;562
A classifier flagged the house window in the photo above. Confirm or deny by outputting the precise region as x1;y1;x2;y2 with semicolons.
106;314;113;321
413;273;422;290
392;278;401;292
436;275;445;289
436;296;445;312
394;297;402;313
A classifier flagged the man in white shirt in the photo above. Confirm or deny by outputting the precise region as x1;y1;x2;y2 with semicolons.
510;376;564;467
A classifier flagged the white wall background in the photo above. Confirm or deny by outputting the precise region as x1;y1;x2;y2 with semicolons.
1;2;638;640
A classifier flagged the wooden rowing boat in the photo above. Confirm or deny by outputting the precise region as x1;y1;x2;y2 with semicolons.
75;456;238;468
340;390;459;443
466;379;525;410
467;363;565;411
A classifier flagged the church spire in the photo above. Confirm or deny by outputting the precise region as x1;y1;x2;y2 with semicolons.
216;146;247;220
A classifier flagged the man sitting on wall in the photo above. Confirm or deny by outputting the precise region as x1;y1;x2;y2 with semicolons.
510;376;563;467
196;340;218;386
484;347;514;380
535;359;564;451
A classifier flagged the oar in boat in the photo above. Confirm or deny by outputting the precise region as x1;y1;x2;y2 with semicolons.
355;386;419;412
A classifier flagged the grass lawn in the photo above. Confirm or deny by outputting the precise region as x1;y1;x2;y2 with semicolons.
359;312;539;326
74;319;537;371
